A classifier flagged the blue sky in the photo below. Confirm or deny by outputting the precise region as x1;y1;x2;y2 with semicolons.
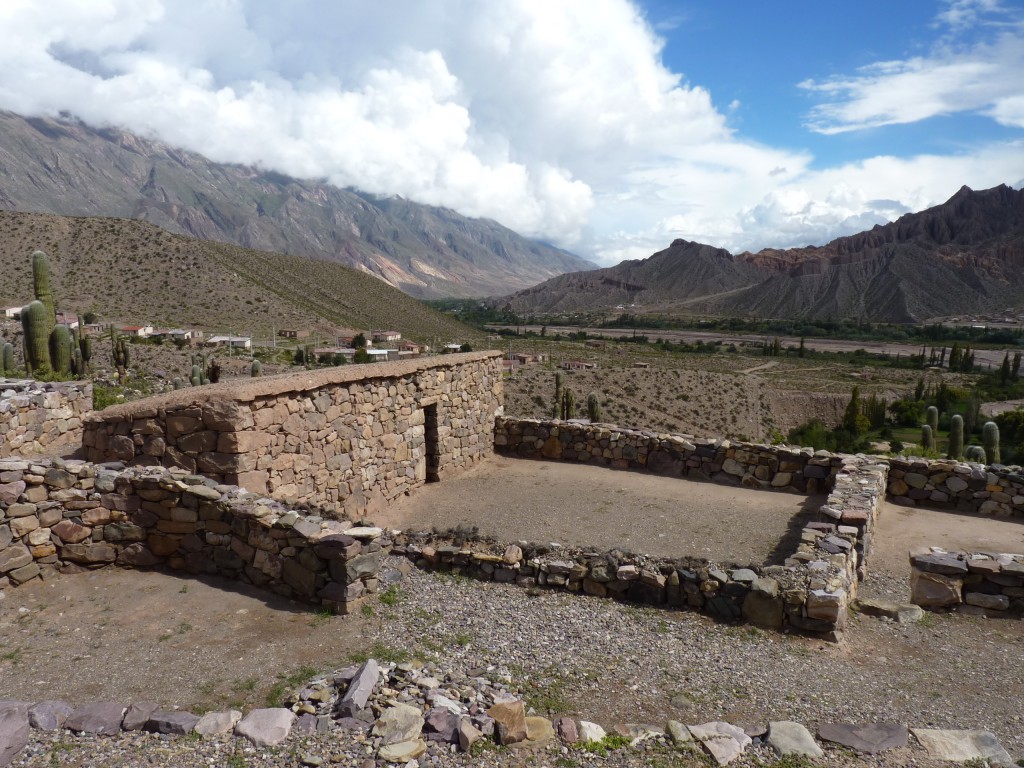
1;0;1022;266
643;1;1023;167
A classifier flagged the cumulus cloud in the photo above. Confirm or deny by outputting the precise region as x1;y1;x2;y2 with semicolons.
0;0;1020;268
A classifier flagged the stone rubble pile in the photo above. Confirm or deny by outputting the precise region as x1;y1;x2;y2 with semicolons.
1;659;1016;767
910;546;1024;614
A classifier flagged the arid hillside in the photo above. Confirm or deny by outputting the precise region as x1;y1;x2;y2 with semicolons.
0;210;481;345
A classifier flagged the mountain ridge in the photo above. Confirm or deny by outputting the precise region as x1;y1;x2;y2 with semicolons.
0;111;594;298
498;184;1024;322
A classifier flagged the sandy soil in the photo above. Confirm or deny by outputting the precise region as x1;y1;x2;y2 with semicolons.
871;501;1024;575
376;457;822;565
0;569;369;711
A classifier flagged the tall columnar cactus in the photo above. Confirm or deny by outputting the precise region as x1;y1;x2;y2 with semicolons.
562;387;576;420
71;347;84;377
586;391;600;423
21;300;51;374
111;331;130;384
48;325;71;375
190;364;203;387
921;424;934;452
553;371;564;419
79;334;91;374
948;414;964;459
32;250;57;328
251;359;263;377
983;421;1000;464
1;343;14;376
965;445;987;463
926;405;939;434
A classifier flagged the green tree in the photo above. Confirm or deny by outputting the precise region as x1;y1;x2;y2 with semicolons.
842;386;869;436
352;333;367;348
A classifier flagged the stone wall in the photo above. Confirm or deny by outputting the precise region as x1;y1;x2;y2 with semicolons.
887;457;1024;517
82;353;503;517
0;458;381;613
909;548;1024;615
495;418;841;493
390;454;889;636
0;379;92;458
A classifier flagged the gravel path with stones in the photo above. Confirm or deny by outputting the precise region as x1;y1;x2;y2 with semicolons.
6;557;1023;767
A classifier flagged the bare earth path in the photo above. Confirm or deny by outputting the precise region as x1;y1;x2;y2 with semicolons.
377;457;823;565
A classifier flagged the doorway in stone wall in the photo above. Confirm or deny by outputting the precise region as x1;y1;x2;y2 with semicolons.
424;403;440;482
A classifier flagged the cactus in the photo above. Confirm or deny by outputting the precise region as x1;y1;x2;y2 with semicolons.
79;334;91;374
1;342;14;376
948;414;963;459
32;250;57;328
190;364;202;387
71;347;83;377
251;359;263;377
207;358;221;384
965;445;987;463
172;377;184;390
21;300;51;374
983;421;1000;464
586;391;600;423
562;387;576;420
553;371;564;419
48;325;71;375
111;331;130;384
921;424;934;452
926;405;938;433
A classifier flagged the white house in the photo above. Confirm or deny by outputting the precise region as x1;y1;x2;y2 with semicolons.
206;335;252;349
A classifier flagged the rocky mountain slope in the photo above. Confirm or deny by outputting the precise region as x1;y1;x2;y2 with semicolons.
0;210;479;344
500;184;1024;322
0;111;593;298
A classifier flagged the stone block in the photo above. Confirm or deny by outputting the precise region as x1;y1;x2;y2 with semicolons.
910;569;962;608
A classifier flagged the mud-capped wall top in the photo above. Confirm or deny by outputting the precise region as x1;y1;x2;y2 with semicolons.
82;352;504;517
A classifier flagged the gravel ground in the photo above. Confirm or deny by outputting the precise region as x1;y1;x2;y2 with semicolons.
377;458;823;565
4;553;1023;767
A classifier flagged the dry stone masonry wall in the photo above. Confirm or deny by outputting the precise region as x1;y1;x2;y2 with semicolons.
888;457;1024;517
389;451;889;636
0;379;92;458
495;417;842;493
82;353;502;517
909;547;1024;615
0;457;382;614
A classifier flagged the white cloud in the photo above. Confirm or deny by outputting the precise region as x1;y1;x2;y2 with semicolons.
800;3;1024;134
0;0;1020;271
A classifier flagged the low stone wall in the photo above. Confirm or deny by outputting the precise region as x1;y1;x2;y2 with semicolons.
0;458;381;614
910;548;1024;615
888;457;1024;517
495;418;843;493
390;455;888;636
82;354;503;517
0;379;92;458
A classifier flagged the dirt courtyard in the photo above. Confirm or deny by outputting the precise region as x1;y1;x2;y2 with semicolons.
377;456;822;565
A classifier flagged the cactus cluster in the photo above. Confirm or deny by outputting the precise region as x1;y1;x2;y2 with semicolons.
965;445;987;463
111;330;131;384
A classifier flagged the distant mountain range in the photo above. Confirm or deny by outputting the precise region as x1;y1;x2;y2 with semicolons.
0;111;593;298
497;184;1024;322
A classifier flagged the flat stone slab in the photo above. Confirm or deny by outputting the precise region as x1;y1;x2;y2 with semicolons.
145;709;200;735
194;710;242;738
235;708;296;746
334;660;379;718
372;703;423;745
818;722;908;753
911;552;969;575
855;598;925;624
65;702;126;736
377;738;427;762
768;721;823;758
0;702;30;768
27;701;73;731
689;722;752;766
912;728;1012;764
